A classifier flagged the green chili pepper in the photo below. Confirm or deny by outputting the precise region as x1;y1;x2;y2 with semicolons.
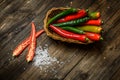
61;26;85;34
77;26;102;33
53;17;89;27
47;8;77;25
88;12;100;19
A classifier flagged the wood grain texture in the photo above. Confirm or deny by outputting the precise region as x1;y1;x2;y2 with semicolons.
0;0;120;80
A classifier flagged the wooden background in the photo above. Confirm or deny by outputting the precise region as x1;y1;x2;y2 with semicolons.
0;0;120;80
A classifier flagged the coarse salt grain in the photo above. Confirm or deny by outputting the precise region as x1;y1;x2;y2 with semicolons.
33;44;58;67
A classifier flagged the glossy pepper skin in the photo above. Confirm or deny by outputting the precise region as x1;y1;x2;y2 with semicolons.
85;32;103;41
85;19;103;26
57;9;88;23
77;26;102;33
88;12;100;19
50;25;89;42
53;17;89;27
47;8;77;25
26;22;36;62
61;26;85;34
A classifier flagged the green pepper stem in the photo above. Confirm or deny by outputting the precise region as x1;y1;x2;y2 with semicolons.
101;20;104;24
85;38;89;42
86;9;89;13
100;37;103;40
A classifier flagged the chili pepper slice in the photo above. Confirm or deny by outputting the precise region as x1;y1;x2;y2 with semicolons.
85;19;104;26
85;32;103;41
88;12;100;19
13;29;44;57
77;26;102;33
61;26;85;34
50;25;89;42
26;22;36;62
47;8;77;25
57;9;88;23
53;17;89;27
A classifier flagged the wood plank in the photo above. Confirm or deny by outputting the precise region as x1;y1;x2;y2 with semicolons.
111;68;120;80
0;0;120;80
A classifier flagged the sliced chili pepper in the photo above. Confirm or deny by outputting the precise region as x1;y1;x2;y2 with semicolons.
77;26;102;33
57;9;88;23
13;29;44;57
53;17;89;27
61;26;85;34
47;8;77;25
85;32;103;41
50;25;89;42
26;22;36;62
85;19;103;26
88;12;100;19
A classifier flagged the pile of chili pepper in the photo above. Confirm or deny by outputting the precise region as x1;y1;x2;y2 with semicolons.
13;22;44;62
47;8;103;42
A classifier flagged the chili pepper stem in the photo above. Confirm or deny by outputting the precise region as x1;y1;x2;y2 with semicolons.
85;38;89;42
86;9;89;13
100;37;103;40
101;20;104;24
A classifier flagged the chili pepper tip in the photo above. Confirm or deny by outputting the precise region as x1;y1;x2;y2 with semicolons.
27;59;31;63
97;12;100;18
12;54;16;57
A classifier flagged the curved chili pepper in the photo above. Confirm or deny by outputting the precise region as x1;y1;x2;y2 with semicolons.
88;12;100;19
50;25;89;42
85;19;103;26
61;26;85;34
85;32;103;41
13;29;44;57
57;9;88;23
53;17;89;27
47;8;77;25
26;22;36;62
77;26;102;33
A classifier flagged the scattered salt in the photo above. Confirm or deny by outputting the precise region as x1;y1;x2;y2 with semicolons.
33;44;58;67
107;6;110;9
8;58;11;61
57;61;59;64
13;39;16;43
70;2;73;7
33;44;66;75
23;67;26;70
103;57;106;59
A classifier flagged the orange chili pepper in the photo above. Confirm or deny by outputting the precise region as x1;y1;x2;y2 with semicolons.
13;29;44;57
26;22;36;62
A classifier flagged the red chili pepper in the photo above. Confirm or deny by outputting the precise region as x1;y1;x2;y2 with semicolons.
85;32;103;41
50;25;88;42
57;9;88;23
85;19;103;26
13;29;44;57
26;22;36;62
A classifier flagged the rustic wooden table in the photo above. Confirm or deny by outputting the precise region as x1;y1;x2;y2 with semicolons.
0;0;120;80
